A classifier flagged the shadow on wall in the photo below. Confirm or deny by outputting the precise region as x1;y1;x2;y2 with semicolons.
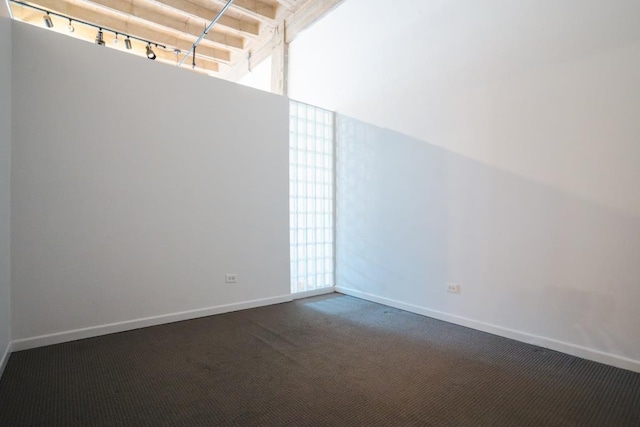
335;115;640;362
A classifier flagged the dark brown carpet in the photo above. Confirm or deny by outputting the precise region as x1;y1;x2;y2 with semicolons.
0;294;638;426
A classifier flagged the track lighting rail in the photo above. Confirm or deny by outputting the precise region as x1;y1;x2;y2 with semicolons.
10;0;167;51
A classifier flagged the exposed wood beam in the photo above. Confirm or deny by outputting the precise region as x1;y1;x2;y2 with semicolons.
221;24;274;82
270;24;287;95
284;0;344;43
10;0;345;84
83;0;246;50
225;0;345;83
16;0;232;62
212;0;276;22
11;6;220;73
159;49;220;73
274;0;298;11
151;0;260;37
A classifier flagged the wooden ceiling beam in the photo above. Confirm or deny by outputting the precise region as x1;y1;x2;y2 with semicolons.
212;0;276;22
10;6;221;73
15;0;232;62
83;0;246;50
156;48;220;73
284;0;345;44
220;24;275;82
223;0;345;83
10;0;346;82
151;0;260;37
274;0;298;11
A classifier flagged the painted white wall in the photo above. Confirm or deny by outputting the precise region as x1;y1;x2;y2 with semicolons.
290;0;640;371
10;22;290;346
0;1;12;372
290;0;640;217
237;55;272;93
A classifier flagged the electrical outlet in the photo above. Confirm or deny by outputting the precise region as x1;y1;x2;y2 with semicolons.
446;283;460;294
225;274;238;283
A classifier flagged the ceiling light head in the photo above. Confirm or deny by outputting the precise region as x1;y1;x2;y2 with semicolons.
124;37;132;50
95;29;105;46
146;43;156;60
43;13;53;28
113;33;119;45
67;19;74;33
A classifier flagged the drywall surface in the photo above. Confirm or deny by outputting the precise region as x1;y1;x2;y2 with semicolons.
335;117;640;371
0;6;12;371
290;0;640;217
290;0;640;370
11;22;290;344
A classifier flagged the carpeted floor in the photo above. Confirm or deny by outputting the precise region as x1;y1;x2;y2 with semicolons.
0;293;638;426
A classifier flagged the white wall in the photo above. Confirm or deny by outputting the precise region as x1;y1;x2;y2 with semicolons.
0;1;12;374
290;0;640;371
237;55;272;93
10;22;290;348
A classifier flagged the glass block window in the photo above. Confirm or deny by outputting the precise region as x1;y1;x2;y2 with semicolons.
289;101;334;293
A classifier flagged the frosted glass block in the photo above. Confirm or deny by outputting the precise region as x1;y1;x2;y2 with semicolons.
289;100;334;293
325;243;332;255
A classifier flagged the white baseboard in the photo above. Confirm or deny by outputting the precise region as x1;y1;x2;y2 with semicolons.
0;341;10;380
11;294;293;352
292;287;335;300
335;286;640;373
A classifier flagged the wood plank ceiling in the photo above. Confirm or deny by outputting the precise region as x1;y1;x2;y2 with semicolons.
8;0;343;92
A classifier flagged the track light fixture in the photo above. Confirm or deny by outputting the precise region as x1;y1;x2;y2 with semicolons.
146;43;156;60
95;28;105;46
43;12;53;28
12;1;167;58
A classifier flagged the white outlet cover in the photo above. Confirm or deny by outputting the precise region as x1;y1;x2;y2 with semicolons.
446;283;460;294
225;274;238;283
